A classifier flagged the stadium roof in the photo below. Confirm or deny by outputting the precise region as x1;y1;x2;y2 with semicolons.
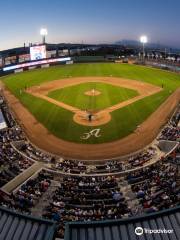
65;206;180;240
0;207;57;240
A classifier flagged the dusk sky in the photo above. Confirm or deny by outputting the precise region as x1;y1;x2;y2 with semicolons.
0;0;180;50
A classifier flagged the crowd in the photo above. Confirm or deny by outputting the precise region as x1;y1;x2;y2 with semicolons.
42;176;131;238
42;148;180;238
19;142;53;163
167;146;180;165
81;147;156;174
0;171;52;214
16;143;156;175
0;96;33;188
55;159;87;174
158;107;180;141
127;146;156;168
53;146;156;175
0;139;33;188
14;171;51;211
127;158;180;214
1;148;179;238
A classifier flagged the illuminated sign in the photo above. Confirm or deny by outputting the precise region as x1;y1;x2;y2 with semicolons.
30;45;47;60
3;57;71;71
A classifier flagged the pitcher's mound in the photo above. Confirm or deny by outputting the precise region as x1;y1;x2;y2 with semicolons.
85;89;101;96
73;110;111;126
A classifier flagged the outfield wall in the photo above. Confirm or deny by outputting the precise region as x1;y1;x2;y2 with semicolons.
136;59;180;73
72;55;109;63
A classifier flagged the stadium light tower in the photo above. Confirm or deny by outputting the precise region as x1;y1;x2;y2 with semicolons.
140;35;148;61
40;28;48;44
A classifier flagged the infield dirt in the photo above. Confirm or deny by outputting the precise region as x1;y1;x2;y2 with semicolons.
26;77;162;126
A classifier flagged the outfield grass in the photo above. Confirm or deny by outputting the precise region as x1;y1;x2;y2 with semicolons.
48;82;138;110
1;63;180;144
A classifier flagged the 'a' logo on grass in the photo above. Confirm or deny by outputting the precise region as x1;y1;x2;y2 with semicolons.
81;129;101;140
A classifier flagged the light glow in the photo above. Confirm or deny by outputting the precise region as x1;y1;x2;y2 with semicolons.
40;28;48;36
140;35;148;44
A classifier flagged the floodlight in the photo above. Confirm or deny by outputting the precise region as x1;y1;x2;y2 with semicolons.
40;28;48;36
140;35;148;61
140;35;148;44
40;28;48;44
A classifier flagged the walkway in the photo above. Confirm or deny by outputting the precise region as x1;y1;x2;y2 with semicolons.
1;162;44;193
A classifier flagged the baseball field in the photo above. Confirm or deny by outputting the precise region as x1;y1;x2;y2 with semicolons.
1;63;180;158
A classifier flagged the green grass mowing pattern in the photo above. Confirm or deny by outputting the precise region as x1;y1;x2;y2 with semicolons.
1;63;180;144
2;63;180;93
47;82;139;110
